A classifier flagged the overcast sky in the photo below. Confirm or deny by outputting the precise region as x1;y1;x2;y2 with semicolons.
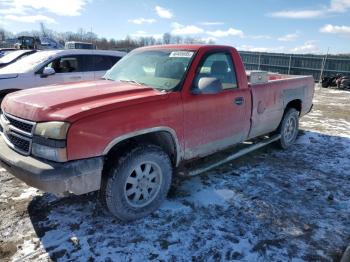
0;0;350;54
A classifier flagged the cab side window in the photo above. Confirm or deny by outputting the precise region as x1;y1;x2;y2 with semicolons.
39;55;83;74
197;52;238;89
93;55;121;71
82;55;121;72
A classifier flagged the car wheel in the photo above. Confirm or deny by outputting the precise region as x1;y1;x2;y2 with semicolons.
277;108;299;149
0;95;5;104
100;144;172;221
0;96;5;113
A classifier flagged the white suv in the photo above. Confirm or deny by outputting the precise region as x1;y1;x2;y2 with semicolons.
0;49;126;102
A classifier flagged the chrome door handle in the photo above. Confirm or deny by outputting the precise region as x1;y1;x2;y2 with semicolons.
234;97;244;105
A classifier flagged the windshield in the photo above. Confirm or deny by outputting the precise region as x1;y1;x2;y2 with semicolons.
0;50;30;64
104;49;195;91
0;51;55;74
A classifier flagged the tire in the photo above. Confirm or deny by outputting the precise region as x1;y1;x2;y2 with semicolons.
321;77;330;88
100;144;172;221
0;95;5;105
277;108;299;149
0;96;5;113
341;79;350;89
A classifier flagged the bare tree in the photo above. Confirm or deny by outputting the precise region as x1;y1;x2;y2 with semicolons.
163;33;171;44
1;24;215;50
40;22;47;37
172;35;182;44
0;28;5;42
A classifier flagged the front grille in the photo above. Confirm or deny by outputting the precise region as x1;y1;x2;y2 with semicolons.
7;133;31;153
3;113;35;135
0;112;36;155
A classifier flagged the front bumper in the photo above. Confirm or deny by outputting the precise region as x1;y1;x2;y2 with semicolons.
0;136;103;195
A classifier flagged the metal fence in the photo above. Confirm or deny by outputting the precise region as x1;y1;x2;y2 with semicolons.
239;51;350;82
0;42;14;48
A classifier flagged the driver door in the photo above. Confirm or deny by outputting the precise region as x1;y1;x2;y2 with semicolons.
182;51;251;159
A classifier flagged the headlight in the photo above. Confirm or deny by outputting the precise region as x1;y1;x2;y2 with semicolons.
34;122;70;140
32;121;70;162
32;143;67;162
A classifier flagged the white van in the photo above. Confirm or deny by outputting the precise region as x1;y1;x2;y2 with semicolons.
65;41;96;50
0;49;126;102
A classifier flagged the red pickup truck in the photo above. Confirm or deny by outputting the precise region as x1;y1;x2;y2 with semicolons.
0;45;314;221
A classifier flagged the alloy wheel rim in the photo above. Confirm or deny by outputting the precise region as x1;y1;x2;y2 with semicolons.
284;117;296;143
124;161;162;208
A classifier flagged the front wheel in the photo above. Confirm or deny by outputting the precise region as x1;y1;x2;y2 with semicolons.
0;96;5;109
0;97;5;114
100;144;172;221
277;108;299;149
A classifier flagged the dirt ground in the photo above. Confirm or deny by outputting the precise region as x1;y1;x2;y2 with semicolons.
1;86;350;261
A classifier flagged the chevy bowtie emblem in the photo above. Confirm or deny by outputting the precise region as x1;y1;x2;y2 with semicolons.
4;124;10;134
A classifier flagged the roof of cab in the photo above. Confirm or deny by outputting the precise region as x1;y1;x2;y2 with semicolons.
137;44;235;52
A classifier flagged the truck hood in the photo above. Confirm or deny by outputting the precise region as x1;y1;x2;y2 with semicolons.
2;80;168;122
0;73;18;79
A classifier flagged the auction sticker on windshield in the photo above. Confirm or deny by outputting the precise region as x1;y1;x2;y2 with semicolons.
169;51;194;58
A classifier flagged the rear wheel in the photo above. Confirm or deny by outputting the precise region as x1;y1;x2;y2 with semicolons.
277;108;299;149
100;144;172;221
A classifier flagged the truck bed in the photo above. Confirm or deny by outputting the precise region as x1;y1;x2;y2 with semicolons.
247;71;314;139
247;70;314;84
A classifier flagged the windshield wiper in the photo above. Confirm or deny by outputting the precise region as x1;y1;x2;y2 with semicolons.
119;79;169;92
119;79;147;86
101;76;114;81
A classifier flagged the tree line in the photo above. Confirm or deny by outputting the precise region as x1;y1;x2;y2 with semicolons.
0;24;215;51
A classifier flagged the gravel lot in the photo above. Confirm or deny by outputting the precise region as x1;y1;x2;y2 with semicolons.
1;86;350;262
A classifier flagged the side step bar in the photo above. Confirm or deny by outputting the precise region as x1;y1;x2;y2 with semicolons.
187;134;281;176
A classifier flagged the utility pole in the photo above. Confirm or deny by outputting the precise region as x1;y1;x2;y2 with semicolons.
288;54;292;75
319;47;329;85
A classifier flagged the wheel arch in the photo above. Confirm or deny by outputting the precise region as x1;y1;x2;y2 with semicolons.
284;99;302;115
102;127;182;167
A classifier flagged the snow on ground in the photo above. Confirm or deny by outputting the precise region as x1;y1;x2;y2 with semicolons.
12;188;40;201
1;87;350;261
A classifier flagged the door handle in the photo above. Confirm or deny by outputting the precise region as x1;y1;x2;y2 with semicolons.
70;76;82;80
234;97;244;106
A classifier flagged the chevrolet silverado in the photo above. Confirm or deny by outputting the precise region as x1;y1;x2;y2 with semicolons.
0;45;314;221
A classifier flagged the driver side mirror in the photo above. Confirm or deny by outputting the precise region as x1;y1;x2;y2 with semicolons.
41;67;55;78
192;77;223;95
